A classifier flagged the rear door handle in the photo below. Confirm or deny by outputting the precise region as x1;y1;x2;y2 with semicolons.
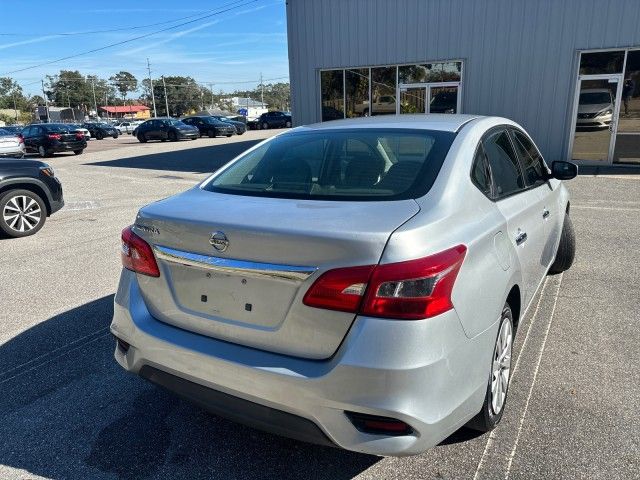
542;209;550;219
515;231;528;245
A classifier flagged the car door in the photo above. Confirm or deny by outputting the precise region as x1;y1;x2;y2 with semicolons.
483;128;547;306
510;128;562;271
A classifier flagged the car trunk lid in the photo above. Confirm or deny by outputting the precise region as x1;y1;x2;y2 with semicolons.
132;188;420;359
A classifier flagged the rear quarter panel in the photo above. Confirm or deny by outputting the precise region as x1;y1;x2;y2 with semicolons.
382;118;524;339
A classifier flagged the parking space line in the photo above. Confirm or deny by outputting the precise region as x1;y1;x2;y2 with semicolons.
504;273;564;479
0;327;109;384
473;277;550;480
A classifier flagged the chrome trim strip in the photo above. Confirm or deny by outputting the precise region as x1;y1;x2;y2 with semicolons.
153;245;317;282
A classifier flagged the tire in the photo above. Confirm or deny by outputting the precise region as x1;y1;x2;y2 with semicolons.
208;129;216;138
466;304;514;432
137;133;147;143
73;149;83;155
113;133;118;139
262;122;269;130
285;120;292;128
548;214;576;274
37;145;49;158
0;189;47;238
168;131;178;142
95;131;104;140
226;134;232;138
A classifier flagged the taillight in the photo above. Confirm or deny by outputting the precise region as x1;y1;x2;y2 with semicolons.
302;265;375;313
76;132;84;140
121;226;160;277
47;133;62;140
17;134;24;144
303;245;466;320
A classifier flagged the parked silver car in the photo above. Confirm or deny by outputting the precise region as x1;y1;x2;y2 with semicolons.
0;128;26;158
111;115;577;456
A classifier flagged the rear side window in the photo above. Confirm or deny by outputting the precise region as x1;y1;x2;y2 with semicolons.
483;130;525;198
471;143;492;197
203;129;456;201
511;130;547;187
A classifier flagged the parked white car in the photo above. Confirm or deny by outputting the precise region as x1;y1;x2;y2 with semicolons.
0;128;26;158
115;121;142;135
69;124;91;141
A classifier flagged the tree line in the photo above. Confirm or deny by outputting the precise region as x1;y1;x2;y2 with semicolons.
0;69;290;123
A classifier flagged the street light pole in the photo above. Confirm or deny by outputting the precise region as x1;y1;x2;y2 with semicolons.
147;58;157;117
162;76;169;117
91;78;97;119
42;79;51;123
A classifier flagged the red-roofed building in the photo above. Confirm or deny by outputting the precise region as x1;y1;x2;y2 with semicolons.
99;105;151;120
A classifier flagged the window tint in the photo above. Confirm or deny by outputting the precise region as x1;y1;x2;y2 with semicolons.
483;130;525;198
471;143;492;197
204;129;456;201
511;130;547;187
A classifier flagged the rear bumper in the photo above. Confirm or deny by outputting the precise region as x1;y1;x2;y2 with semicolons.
51;140;86;152
111;269;497;456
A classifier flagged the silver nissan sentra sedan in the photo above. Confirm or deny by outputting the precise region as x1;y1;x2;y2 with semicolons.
111;114;577;456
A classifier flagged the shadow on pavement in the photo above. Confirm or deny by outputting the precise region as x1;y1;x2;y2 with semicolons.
0;296;482;479
0;296;377;479
84;140;262;174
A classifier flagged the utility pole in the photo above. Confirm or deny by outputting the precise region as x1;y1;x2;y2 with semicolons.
12;91;18;122
90;78;97;118
162;76;169;117
105;91;109;120
208;83;214;109
41;79;51;123
260;72;264;106
147;58;157;117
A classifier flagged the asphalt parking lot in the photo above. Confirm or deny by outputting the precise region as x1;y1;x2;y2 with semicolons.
1;133;639;479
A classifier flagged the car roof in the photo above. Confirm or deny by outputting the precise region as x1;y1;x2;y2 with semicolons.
300;114;483;133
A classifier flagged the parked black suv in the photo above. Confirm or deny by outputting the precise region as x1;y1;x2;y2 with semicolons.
83;122;119;140
258;111;292;130
134;118;199;143
181;116;236;137
22;123;87;157
0;158;63;237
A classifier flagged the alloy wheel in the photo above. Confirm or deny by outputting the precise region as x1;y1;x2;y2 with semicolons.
2;195;42;233
491;318;513;415
38;146;46;157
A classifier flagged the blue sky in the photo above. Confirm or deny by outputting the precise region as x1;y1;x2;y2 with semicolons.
0;0;289;96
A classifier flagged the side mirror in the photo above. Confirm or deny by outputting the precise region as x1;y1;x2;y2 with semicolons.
550;161;578;180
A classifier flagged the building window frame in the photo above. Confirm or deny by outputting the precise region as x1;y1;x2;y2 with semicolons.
318;59;465;122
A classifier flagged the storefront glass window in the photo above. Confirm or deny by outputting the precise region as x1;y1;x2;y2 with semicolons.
579;51;624;75
398;61;462;84
321;70;345;121
371;66;397;116
345;68;370;118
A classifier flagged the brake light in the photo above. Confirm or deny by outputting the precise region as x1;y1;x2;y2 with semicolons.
303;245;466;320
303;265;375;313
47;133;62;140
76;132;84;140
121;226;160;277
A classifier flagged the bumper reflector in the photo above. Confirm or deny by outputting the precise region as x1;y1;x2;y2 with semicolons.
345;411;413;436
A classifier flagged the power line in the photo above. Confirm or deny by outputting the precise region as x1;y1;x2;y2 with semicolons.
0;7;233;37
2;0;259;75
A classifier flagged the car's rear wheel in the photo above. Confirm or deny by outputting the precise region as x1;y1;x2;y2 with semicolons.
285;120;292;128
137;133;147;143
37;145;50;158
262;122;269;130
73;149;83;155
0;189;47;238
95;131;104;140
548;214;575;275
467;303;514;432
208;129;216;138
226;134;232;137
169;131;178;142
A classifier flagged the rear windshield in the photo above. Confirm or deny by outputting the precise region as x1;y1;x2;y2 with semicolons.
203;128;456;201
44;124;73;133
